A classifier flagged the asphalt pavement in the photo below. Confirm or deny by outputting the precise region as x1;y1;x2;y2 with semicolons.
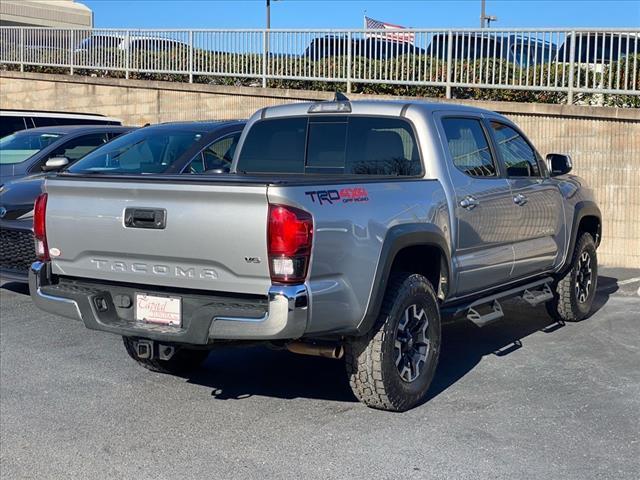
1;268;639;479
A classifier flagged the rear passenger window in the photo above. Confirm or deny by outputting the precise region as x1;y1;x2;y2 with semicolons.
237;116;421;176
490;122;540;177
442;118;497;178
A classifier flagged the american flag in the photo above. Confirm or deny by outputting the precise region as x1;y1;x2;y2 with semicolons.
365;16;415;44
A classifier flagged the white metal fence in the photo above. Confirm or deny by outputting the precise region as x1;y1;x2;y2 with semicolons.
1;27;638;103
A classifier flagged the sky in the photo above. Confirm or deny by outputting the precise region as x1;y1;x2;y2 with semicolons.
83;0;640;29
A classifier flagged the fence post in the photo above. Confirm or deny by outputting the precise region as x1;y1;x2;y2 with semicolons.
346;31;352;94
446;30;453;99
19;28;24;72
567;29;576;105
125;30;130;79
188;30;194;83
69;30;74;75
262;30;267;88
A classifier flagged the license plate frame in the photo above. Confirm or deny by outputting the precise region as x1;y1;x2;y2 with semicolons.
135;293;182;327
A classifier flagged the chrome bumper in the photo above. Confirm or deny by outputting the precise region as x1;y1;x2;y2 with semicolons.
209;284;308;340
30;262;84;321
29;261;309;344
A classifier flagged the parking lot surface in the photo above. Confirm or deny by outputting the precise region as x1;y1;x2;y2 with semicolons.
1;269;639;480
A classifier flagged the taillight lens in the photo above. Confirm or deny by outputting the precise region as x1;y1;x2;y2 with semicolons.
33;193;49;261
268;204;313;284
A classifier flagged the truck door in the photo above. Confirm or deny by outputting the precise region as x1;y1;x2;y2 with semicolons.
437;115;516;296
488;121;565;279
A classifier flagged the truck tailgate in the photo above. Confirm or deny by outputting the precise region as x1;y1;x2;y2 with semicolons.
44;178;271;295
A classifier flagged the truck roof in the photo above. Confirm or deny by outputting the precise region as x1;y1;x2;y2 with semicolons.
259;99;504;120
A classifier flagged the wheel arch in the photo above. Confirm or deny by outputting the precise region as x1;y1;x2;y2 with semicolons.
355;223;451;336
561;200;602;273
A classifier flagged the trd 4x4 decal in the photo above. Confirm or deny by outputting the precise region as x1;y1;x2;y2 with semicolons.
305;187;369;205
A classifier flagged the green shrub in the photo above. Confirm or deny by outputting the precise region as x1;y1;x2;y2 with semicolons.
0;46;636;107
603;54;640;107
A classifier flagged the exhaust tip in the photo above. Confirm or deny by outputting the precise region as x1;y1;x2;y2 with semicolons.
286;341;344;359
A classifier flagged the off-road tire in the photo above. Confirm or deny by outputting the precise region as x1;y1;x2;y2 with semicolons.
345;273;441;412
546;233;598;322
122;337;210;375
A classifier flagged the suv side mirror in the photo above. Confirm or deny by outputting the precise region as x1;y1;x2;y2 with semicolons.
546;153;572;176
42;157;70;172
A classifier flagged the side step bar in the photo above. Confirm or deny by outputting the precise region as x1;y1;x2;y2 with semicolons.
467;300;504;327
522;284;554;306
447;277;554;328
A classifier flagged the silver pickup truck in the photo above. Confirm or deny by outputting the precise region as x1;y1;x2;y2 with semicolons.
29;98;601;412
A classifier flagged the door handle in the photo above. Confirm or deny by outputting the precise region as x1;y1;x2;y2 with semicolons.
513;193;528;206
460;196;479;210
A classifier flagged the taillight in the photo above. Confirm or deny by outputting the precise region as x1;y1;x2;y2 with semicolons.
33;193;49;261
268;204;313;284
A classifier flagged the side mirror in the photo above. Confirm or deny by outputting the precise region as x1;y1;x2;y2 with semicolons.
42;157;70;172
546;153;572;176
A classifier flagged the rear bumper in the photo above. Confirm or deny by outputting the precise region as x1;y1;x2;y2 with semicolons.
29;262;309;345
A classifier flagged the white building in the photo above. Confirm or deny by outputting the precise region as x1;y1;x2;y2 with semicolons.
0;0;93;28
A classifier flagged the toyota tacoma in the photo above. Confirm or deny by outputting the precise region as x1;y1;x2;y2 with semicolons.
29;98;601;411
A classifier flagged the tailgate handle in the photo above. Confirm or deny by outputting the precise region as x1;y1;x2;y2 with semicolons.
124;208;166;230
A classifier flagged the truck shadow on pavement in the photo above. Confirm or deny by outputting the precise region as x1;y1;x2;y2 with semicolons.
424;275;618;404
0;275;618;407
186;276;618;407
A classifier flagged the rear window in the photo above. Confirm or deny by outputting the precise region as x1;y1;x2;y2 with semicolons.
67;128;205;174
237;116;421;176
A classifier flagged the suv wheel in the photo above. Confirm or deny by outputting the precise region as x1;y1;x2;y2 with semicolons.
546;232;598;322
122;337;210;375
345;273;441;412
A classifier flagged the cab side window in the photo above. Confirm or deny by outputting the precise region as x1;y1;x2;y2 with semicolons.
186;132;241;174
490;122;541;177
442;118;497;178
47;133;110;162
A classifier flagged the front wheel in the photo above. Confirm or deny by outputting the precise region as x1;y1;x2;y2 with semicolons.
122;337;210;375
546;232;598;322
345;273;441;412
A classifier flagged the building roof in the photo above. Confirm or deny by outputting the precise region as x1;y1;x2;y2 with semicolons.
0;0;92;28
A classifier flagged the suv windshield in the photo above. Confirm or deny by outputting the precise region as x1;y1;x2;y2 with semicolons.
67;128;205;174
237;116;422;176
0;132;63;165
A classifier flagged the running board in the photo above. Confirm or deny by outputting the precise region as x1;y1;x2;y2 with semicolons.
522;284;554;306
447;277;554;328
467;300;504;327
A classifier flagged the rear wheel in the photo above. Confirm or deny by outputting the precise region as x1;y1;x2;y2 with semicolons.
122;337;210;375
345;273;441;412
546;232;598;322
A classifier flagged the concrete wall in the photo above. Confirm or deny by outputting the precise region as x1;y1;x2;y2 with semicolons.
1;71;639;268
